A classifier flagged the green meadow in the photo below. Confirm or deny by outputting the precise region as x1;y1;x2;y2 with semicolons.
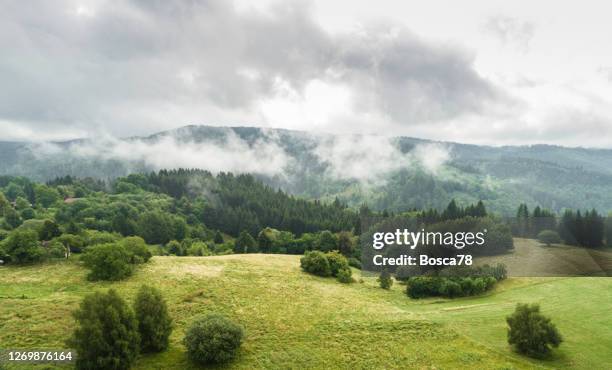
1;241;611;369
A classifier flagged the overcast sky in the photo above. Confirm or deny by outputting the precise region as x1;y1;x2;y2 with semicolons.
2;0;612;147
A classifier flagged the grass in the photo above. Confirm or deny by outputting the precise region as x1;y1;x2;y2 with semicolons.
1;243;611;369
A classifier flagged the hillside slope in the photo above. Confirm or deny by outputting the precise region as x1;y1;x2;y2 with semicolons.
1;253;611;369
3;125;612;213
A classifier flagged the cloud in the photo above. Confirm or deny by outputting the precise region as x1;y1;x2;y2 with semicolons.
0;0;501;139
312;134;451;183
484;16;535;53
31;129;293;177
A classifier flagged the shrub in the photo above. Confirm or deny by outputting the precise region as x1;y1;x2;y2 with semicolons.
406;276;442;298
300;251;331;277
234;231;256;254
378;269;393;289
348;257;362;269
119;236;152;264
507;303;563;357
317;230;337;252
39;220;62;241
537;230;562;246
336;267;353;283
82;243;133;281
166;240;184;256
68;290;140;370
47;241;67;259
186;241;211;256
325;251;350;277
54;234;85;253
134;285;173;353
183;313;244;364
3;229;45;264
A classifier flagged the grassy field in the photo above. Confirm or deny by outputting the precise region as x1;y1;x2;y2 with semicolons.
1;241;611;369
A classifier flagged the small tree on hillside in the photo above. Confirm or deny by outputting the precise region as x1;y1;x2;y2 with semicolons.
82;243;133;281
234;231;256;254
214;231;224;244
39;220;62;241
337;231;354;256
378;269;393;290
537;230;561;246
183;313;244;364
134;285;173;353
257;229;274;253
68;289;140;370
507;303;562;358
3;229;45;264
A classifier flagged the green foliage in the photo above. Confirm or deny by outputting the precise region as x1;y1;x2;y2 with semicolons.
336;267;353;284
166;240;184;256
300;251;331;277
257;228;274;253
34;184;60;208
234;231;256;254
406;275;498;299
118;236;152;264
53;234;85;253
4;207;22;229
347;257;362;269
378;269;393;289
86;230;121;246
325;250;350;277
39;219;62;241
537;230;561;246
134;285;173;353
82;243;134;281
317;230;337;252
507;303;563;358
68;289;140;370
46;241;67;259
213;230;224;244
558;209;604;247
186;241;211;256
183;313;244;365
2;229;45;264
137;211;177;245
337;231;354;256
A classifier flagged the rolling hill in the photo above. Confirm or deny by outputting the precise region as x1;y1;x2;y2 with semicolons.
1;247;611;369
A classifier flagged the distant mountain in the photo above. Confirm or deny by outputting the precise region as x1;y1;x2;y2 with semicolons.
3;124;612;214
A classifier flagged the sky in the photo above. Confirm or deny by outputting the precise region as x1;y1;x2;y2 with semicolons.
1;0;612;147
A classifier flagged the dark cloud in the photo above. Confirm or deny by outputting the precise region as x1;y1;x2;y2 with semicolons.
0;0;502;139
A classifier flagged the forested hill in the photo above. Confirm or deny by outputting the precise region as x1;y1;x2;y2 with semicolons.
3;125;612;214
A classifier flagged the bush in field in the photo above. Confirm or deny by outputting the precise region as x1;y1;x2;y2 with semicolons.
46;241;67;259
537;230;562;246
68;289;140;370
186;241;211;256
336;267;353;283
134;285;173;353
325;251;350;277
3;229;45;264
348;257;362;269
119;236;152;263
406;276;442;298
378;269;393;289
234;231;256;254
300;251;331;277
507;303;562;357
183;314;244;364
82;243;133;281
166;240;184;256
